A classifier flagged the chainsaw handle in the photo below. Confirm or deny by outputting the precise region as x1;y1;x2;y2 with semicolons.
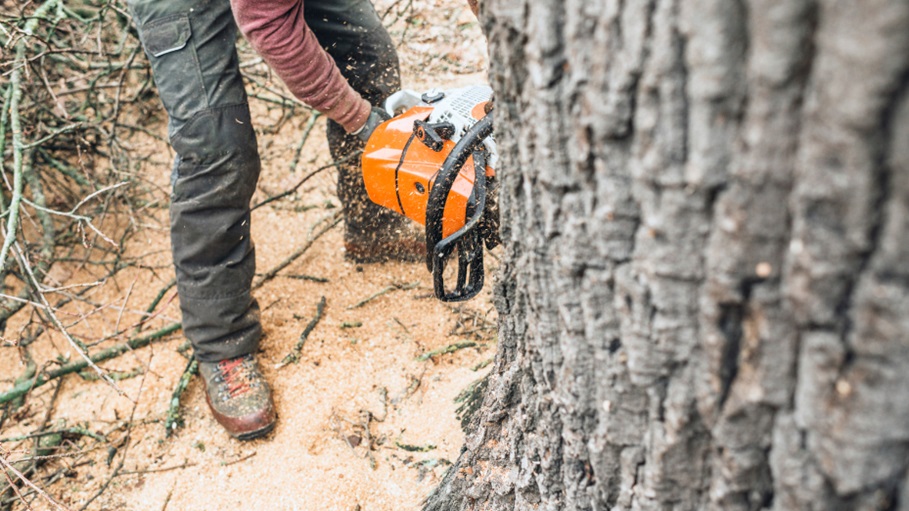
425;115;493;301
425;114;493;270
431;151;488;301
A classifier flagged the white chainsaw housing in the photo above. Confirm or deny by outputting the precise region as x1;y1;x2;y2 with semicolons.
384;85;498;169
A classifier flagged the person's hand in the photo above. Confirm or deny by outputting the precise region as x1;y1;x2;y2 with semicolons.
354;107;391;143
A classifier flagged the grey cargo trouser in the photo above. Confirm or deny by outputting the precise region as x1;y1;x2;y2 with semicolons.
128;0;402;362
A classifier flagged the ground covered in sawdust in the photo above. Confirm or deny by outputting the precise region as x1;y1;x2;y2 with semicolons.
0;1;494;509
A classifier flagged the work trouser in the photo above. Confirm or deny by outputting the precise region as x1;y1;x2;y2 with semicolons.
128;0;402;362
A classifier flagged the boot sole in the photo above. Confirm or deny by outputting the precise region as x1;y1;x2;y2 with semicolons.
203;391;277;441
234;420;276;441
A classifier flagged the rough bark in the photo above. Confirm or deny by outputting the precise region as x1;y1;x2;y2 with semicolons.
426;0;909;510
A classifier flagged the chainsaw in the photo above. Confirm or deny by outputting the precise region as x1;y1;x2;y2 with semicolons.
362;85;500;302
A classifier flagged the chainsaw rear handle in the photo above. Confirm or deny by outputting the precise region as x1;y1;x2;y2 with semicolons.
425;115;494;301
384;89;422;116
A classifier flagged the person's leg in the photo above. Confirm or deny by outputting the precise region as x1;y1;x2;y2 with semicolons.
305;1;423;262
127;0;260;362
127;0;274;439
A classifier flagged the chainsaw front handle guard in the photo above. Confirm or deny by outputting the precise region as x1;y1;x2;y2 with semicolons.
425;115;493;302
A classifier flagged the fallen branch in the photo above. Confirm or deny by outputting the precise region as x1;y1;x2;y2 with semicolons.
0;427;106;445
11;240;124;396
164;358;198;437
0;323;182;405
7;359;36;410
0;0;65;272
416;341;478;362
276;296;326;369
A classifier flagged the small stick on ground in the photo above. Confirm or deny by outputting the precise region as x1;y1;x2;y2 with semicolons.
252;153;361;211
79;367;143;382
119;461;196;475
394;441;436;453
164;358;198;437
348;282;419;310
472;358;494;371
372;387;389;423
283;274;329;283
276;296;326;369
416;341;478;362
252;215;341;290
254;273;329;283
176;340;192;359
161;488;174;511
455;376;489;430
221;451;257;467
392;317;411;335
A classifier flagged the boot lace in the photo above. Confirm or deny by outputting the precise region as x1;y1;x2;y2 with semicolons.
218;357;252;399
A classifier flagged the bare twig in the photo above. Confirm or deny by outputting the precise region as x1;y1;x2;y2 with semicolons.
288;112;321;174
118;461;196;475
0;445;72;511
220;452;257;467
348;282;419;310
252;213;342;289
251;152;361;212
77;352;151;511
134;279;176;335
276;296;326;369
11;240;124;395
416;341;478;361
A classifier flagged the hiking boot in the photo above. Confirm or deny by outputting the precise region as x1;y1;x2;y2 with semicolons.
198;354;276;440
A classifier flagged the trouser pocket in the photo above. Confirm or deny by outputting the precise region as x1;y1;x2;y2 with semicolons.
135;13;207;131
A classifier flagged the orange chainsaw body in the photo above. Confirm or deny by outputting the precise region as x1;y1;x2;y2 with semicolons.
362;106;495;239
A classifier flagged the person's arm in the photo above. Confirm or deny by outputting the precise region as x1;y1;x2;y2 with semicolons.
231;0;371;133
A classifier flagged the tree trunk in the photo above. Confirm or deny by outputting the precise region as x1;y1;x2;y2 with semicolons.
426;0;909;510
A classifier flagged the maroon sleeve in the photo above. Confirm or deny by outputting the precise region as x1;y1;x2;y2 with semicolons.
231;0;372;133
